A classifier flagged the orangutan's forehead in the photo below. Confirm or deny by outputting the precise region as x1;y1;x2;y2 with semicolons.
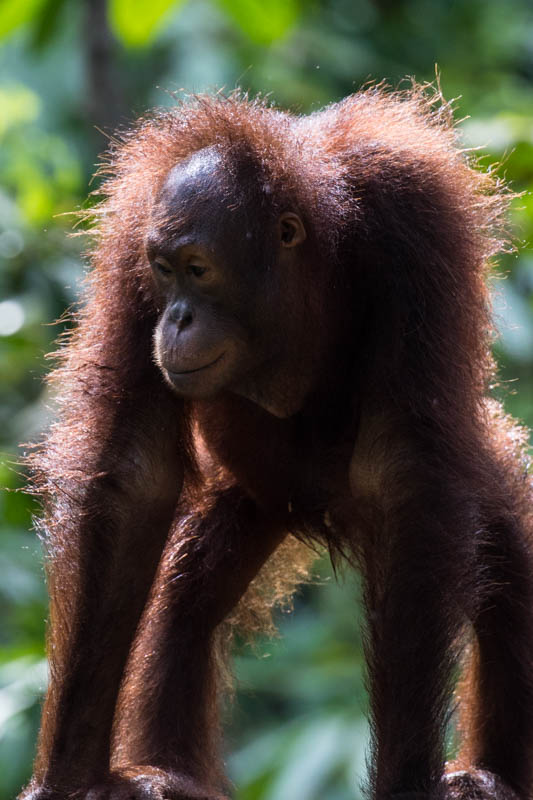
158;148;230;209
147;152;247;252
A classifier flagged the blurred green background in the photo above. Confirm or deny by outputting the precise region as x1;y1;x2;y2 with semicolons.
1;1;532;798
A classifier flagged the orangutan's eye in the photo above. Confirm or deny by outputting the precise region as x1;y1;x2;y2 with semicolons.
153;259;172;277
188;264;208;278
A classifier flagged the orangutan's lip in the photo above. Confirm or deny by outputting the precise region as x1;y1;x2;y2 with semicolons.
166;352;225;376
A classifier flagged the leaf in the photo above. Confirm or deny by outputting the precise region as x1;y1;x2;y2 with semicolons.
0;0;47;39
30;0;68;50
0;85;41;137
109;0;184;47
215;0;302;44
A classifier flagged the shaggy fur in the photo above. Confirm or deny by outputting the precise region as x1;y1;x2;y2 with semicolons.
22;84;533;800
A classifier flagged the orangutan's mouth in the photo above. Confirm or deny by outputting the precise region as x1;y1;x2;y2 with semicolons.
166;352;225;376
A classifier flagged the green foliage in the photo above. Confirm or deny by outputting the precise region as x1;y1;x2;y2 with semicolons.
216;0;302;45
109;0;184;47
0;0;532;798
0;86;81;222
0;0;46;39
229;564;369;799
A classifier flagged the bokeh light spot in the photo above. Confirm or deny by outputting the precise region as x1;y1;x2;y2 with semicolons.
0;300;25;336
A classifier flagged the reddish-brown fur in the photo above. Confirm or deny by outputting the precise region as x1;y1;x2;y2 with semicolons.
22;84;533;800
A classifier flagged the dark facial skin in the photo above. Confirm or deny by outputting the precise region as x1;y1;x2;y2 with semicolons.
146;149;307;416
